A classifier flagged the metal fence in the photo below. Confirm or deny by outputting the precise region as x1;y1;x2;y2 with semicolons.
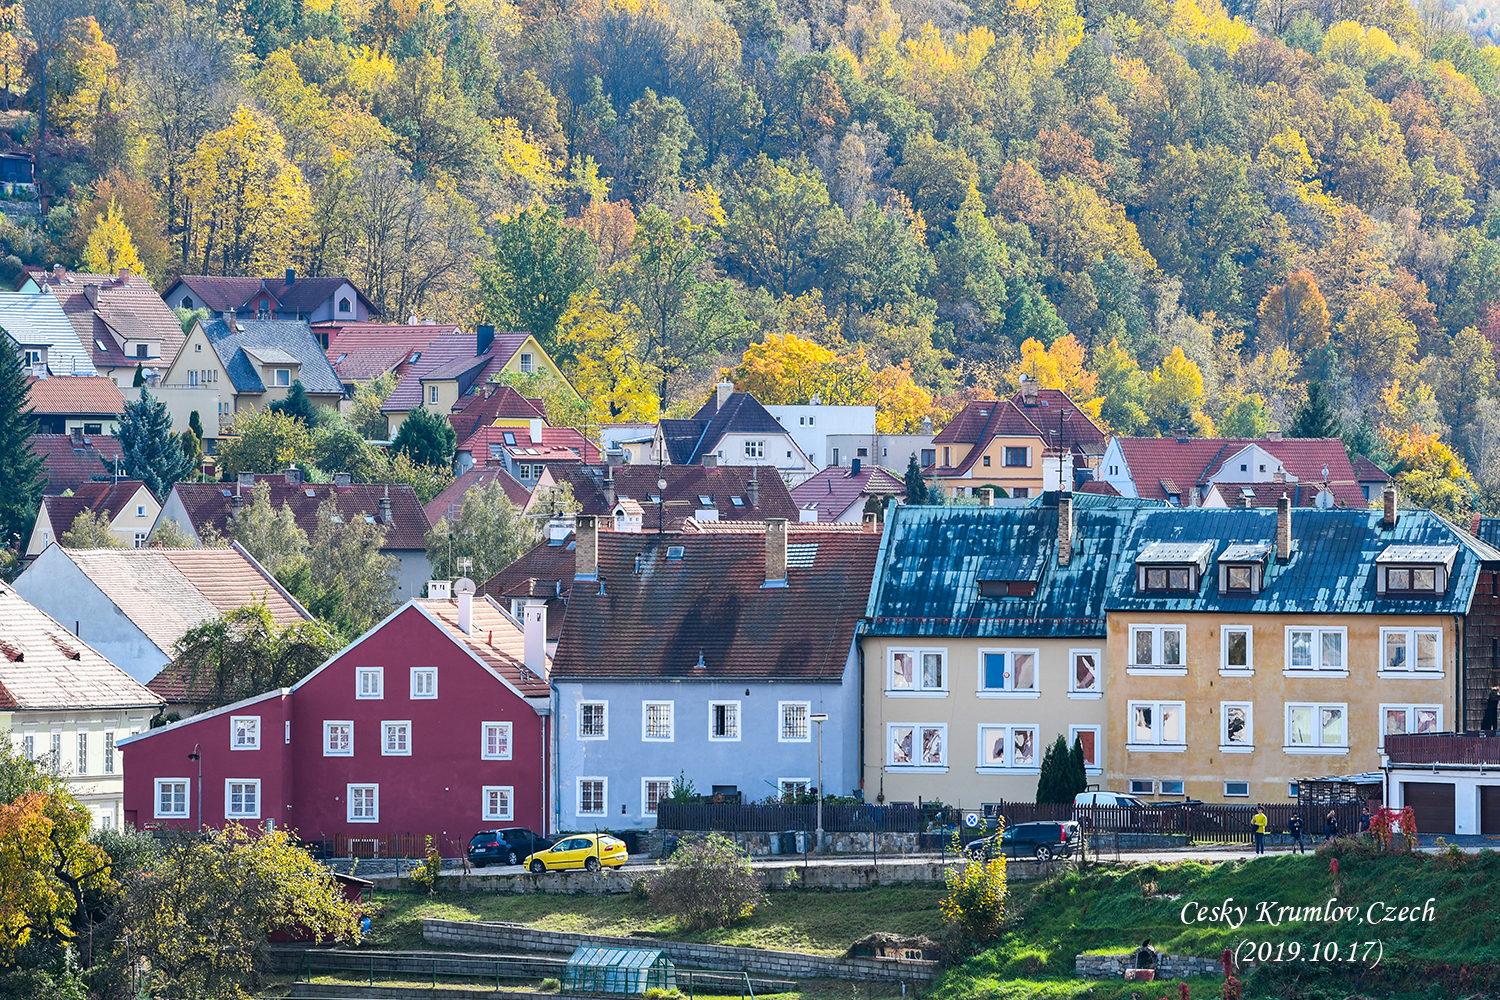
304;832;451;859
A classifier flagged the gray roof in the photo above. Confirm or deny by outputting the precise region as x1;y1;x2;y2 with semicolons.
1376;545;1458;566
1221;542;1274;562
0;293;97;375
203;319;342;395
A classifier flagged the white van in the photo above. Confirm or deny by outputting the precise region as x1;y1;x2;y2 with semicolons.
1074;791;1148;808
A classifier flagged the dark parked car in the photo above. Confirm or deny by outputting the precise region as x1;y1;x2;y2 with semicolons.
468;829;552;867
965;821;1081;862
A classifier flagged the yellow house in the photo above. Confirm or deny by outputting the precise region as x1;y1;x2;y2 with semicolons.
25;480;162;556
383;330;574;438
927;399;1056;499
161;318;344;423
1102;494;1492;804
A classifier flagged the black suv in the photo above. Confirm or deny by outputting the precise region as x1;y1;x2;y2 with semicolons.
965;821;1081;862
469;829;553;867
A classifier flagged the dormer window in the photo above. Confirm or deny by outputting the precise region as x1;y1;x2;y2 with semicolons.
1135;541;1212;593
1218;542;1273;596
1375;545;1455;596
979;580;1037;598
339;297;352;313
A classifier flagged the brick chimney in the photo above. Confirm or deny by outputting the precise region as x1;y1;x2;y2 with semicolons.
717;380;734;408
1277;495;1292;561
574;515;598;579
702;454;718;467
765;518;788;587
523;598;547;676
1383;486;1398;529
1057;492;1072;566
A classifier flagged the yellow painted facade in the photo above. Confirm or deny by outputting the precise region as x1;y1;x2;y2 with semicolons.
936;434;1047;498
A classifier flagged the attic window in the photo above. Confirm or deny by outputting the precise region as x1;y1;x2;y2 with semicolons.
786;543;818;568
96;339;108;351
667;546;685;560
525;448;539;455
731;496;744;507
698;495;712;506
503;432;516;446
221;489;232;497
979;580;1037;598
1136;541;1212;593
339;297;352;313
1218;542;1273;596
365;514;376;523
305;489;316;498
1376;545;1456;596
331;514;344;525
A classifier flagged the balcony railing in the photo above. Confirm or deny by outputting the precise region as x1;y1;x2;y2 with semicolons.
1384;732;1500;765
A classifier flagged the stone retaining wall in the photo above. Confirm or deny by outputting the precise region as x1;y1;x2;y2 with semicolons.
643;829;923;858
423;919;939;983
291;985;556;1000
1074;952;1223;979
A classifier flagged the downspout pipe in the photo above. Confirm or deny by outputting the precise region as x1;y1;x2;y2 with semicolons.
551;681;562;836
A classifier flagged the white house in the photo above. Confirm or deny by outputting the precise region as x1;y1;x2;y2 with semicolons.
763;402;875;472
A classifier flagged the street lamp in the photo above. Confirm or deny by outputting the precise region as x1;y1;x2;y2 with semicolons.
187;745;202;832
810;713;828;852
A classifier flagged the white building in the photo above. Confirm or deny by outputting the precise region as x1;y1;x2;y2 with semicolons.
763;402;875;472
824;432;936;474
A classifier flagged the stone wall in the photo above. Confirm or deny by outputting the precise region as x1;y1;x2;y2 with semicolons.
642;829;923;858
422;919;939;983
1074;952;1223;979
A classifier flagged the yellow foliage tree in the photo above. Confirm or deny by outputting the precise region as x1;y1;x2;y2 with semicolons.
558;291;661;423
50;17;116;138
80;198;147;279
1382;423;1475;518
1005;335;1104;421
1147;346;1215;436
0;791;117;962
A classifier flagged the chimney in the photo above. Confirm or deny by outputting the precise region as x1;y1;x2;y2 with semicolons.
851;457;861;476
574;515;599;579
1189;485;1201;508
237;471;255;492
1057;492;1073;566
230;492;244;515
702;454;718;467
52;263;64;278
455;577;474;634
1268;430;1283;442
84;285;99;307
978;487;994;507
764;518;788;587
1020;377;1038;405
716;380;734;408
284;466;302;485
863;511;878;532
1277;495;1293;561
118;268;130;284
477;324;495;356
523;598;547;676
1241;491;1253;508
333;472;352;488
285;267;295;285
604;464;616;506
1383;486;1398;529
921;415;933;435
70;426;83;447
529;419;543;445
746;469;759;507
379;495;392;525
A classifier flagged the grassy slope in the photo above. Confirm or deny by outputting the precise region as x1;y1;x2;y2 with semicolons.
365;885;947;956
933;845;1500;1000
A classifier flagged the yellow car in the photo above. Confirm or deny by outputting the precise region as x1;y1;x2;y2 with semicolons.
526;833;628;873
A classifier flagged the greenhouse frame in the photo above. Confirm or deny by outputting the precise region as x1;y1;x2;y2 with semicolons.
561;946;677;995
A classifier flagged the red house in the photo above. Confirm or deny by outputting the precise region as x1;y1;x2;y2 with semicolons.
118;591;552;853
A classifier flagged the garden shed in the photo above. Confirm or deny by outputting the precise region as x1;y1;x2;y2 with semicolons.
561;946;676;995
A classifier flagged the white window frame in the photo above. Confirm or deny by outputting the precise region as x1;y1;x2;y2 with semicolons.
356;667;384;699
230;716;260;750
519;352;535;373
887;723;948;772
1068;648;1102;699
744;440;765;459
429;385;439;405
1128;625;1188;675
410;667;437;699
976;723;1040;774
1127;700;1187;752
1068;724;1103;775
1224;781;1251;797
977;648;1041;698
482;785;514;822
1220;626;1253;675
1159;779;1186;796
155;778;189;819
323;721;353;757
887;647;948;696
779;701;811;742
1378;703;1443;750
709;701;741;741
77;731;88;775
382;721;411;756
578;701;608;740
1220;701;1254;753
225;779;261;819
577;777;607;817
103;731;115;774
347;784;379;823
1129;779;1155;795
1378;627;1445;678
1284;626;1348;677
642;701;674;742
481;722;513;760
1284;702;1349;754
642;777;673;817
274;368;291;387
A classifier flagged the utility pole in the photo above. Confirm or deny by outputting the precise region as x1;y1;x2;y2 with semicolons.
811;713;828;852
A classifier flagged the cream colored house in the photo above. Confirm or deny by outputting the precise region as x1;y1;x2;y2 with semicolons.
161;318;343;427
25;480;161;557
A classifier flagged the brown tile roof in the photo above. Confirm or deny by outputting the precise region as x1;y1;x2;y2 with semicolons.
39;480;154;537
448;386;546;440
0;582;163;711
173;275;380;317
542;464;798;527
1076;479;1121;496
476;532;576;642
167;476;431;551
551;529;880;681
790;465;905;522
324;323;462;381
415;597;550;697
25;376;126;416
424;465;531;525
459;426;602;465
1115;437;1369;508
1009;388;1108;456
929;400;1046;476
1352;454;1392;483
29;433;123;492
33;269;186;369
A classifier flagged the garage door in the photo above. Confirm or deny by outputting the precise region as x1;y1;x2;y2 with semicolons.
1480;786;1500;835
1403;782;1455;835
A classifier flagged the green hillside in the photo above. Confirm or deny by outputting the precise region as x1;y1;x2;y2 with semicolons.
933;843;1500;1000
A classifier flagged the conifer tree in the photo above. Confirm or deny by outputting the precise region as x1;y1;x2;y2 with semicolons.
119;388;194;500
0;346;44;553
904;453;928;504
267;379;318;425
1289;381;1341;439
1036;734;1075;804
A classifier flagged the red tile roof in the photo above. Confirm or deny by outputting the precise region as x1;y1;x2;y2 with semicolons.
167;476;431;551
1010;388;1108;456
1115;437;1369;508
39;480;154;537
476;532;575;642
929;400;1046;476
449;386;547;440
551;529;880;681
29;434;123;492
383;333;480;411
790;465;905;522
32;269;186;370
541;464;798;527
173;275;379;317
458;425;602;464
424;465;532;525
1076;479;1121;496
26;376;126;415
415;597;550;697
1352;454;1392;483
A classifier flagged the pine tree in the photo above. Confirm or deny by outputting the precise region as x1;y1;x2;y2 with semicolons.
267;379;319;425
132;362;144;387
188;411;204;440
119;388;194;501
1068;735;1088;802
391;405;457;468
0;347;44;553
1036;734;1074;804
903;453;928;504
1289;380;1341;439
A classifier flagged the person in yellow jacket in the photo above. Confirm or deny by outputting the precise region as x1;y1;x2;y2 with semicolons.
1252;806;1268;855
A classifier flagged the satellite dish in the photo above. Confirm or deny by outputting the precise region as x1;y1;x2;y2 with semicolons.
1315;489;1335;509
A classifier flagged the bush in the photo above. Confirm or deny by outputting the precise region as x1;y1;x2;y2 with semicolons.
410;836;443;895
539;979;561;992
940;832;1008;952
647;832;763;930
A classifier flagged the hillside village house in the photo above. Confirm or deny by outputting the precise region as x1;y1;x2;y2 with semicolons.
1102;493;1500;806
27;432;123;493
1;582;164;830
861;493;1158;809
24;480;161;557
531;463;798;530
162;272;379;327
791;464;906;523
548;517;879;831
324;322;461;395
763;403;876;472
13;544;312;691
21;266;186;385
926;399;1055;499
1;290;97;376
119;590;551;844
655;383;816;483
25;374;125;436
161;318;344;428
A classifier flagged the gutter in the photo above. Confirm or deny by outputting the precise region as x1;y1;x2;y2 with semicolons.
1456;613;1465;732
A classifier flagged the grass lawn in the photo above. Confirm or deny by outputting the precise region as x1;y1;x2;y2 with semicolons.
365;885;948;956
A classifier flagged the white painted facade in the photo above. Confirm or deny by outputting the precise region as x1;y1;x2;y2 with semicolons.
763;404;875;471
824;433;935;474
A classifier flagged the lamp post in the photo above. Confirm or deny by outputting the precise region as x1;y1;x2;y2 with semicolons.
187;744;202;832
810;713;828;852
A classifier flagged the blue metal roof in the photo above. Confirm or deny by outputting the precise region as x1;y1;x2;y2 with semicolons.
204;318;343;395
865;496;1162;638
1105;507;1496;615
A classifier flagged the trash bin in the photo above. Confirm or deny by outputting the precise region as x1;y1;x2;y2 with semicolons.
793;831;808;854
768;832;782;855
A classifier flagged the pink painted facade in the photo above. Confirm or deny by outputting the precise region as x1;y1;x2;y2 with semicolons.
120;599;552;850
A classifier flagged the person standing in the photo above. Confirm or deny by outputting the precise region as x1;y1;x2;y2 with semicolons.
1252;806;1268;855
1288;812;1305;853
1325;809;1339;841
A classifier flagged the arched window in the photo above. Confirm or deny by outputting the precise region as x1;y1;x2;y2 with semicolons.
338;297;352;313
182;296;194;309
